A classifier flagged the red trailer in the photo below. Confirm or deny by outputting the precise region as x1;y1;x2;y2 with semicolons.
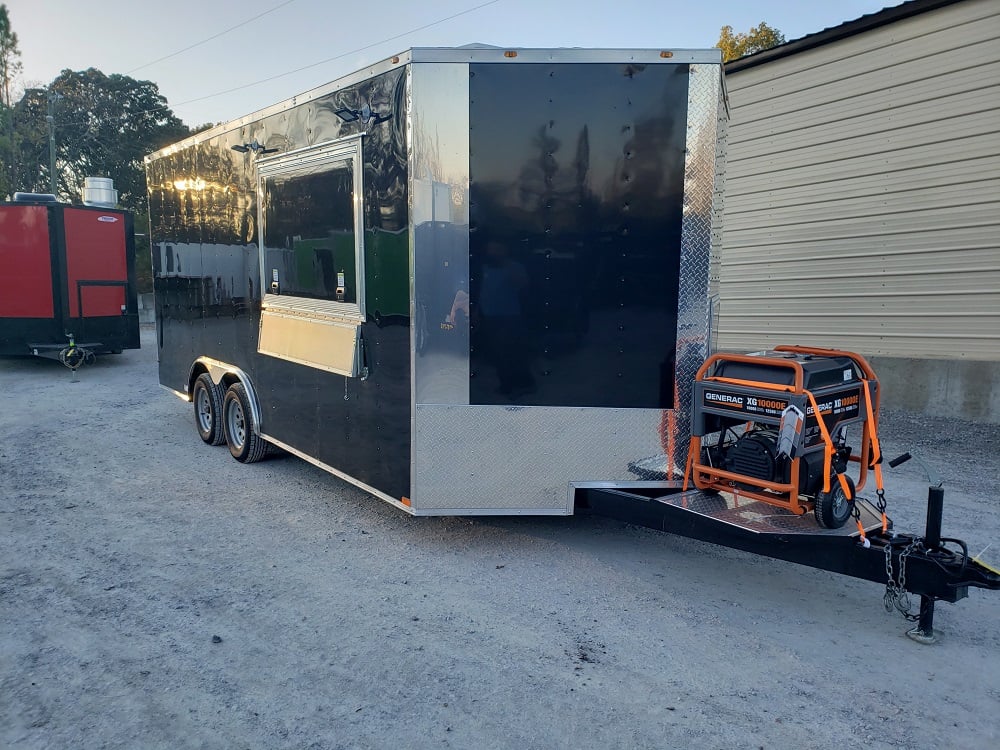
0;193;140;365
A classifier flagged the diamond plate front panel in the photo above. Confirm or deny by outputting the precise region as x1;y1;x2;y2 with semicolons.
672;64;725;475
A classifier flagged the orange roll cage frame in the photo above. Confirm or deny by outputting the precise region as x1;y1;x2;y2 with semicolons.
683;346;885;523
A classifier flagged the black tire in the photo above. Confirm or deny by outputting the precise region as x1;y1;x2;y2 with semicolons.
192;373;225;446
814;475;856;529
222;382;268;463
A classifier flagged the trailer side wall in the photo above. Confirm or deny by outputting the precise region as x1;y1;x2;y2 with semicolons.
150;67;412;501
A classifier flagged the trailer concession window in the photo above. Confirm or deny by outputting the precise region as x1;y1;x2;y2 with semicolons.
256;136;366;376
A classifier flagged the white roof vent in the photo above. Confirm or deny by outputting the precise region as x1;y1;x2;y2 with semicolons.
13;192;57;203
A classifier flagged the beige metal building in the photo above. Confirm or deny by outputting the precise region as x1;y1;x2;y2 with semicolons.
719;0;1000;422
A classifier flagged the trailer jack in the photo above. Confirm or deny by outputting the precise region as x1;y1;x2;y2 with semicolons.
576;467;1000;643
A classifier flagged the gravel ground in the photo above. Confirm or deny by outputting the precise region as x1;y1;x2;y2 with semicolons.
2;328;999;750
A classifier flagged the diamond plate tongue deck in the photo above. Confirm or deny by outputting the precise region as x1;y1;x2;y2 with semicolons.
655;490;883;536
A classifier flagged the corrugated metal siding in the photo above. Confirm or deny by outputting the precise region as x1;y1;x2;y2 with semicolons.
719;0;1000;359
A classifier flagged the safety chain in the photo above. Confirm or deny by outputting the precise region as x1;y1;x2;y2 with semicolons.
884;537;922;622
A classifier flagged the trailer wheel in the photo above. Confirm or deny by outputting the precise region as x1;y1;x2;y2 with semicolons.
223;382;268;463
814;476;856;529
193;373;225;446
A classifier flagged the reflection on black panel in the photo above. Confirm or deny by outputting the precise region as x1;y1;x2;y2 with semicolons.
150;66;411;501
262;160;357;303
469;63;689;409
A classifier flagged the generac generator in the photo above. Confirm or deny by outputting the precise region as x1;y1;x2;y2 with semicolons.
684;346;884;529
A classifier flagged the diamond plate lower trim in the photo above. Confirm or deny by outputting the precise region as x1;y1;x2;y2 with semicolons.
412;405;665;511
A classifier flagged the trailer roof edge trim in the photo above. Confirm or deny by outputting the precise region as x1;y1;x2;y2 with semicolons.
145;46;722;162
408;47;721;64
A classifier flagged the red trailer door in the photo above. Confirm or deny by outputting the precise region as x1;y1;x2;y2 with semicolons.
62;207;128;318
0;204;54;318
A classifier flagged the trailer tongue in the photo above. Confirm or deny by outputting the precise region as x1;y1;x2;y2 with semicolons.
577;450;1000;644
580;346;1000;642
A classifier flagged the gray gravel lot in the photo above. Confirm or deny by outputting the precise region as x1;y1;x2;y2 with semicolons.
2;328;999;749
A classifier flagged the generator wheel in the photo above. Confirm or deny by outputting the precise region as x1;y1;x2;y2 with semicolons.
193;373;225;446
223;382;268;463
814;475;856;529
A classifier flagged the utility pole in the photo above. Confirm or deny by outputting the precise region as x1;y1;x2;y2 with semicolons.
46;91;62;195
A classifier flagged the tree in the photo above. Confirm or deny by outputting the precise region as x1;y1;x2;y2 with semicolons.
0;3;22;197
12;68;189;209
717;22;786;63
188;122;218;136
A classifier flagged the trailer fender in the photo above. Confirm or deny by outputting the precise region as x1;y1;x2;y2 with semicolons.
188;357;264;436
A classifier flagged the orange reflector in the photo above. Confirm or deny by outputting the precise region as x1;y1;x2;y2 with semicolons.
504;50;518;58
660;51;673;58
401;496;412;507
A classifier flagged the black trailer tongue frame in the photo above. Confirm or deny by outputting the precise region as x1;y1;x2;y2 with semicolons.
576;473;1000;643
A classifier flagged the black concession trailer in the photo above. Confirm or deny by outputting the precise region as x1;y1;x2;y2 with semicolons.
146;46;725;512
146;47;998;638
0;193;140;363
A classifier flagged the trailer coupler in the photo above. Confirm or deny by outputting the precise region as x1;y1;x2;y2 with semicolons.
575;482;1000;643
30;335;98;371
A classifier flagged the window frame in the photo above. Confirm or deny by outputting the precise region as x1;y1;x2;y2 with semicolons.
256;134;366;322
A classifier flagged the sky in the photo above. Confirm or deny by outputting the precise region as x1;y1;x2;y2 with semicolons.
7;0;899;128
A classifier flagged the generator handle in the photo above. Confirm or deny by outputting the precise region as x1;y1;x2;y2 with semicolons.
695;352;805;392
774;345;881;416
773;345;879;383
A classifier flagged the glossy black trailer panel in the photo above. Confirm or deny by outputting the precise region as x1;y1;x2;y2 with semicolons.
149;68;411;501
468;63;689;408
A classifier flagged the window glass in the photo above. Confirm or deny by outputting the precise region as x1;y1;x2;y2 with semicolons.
262;159;356;304
257;138;364;314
